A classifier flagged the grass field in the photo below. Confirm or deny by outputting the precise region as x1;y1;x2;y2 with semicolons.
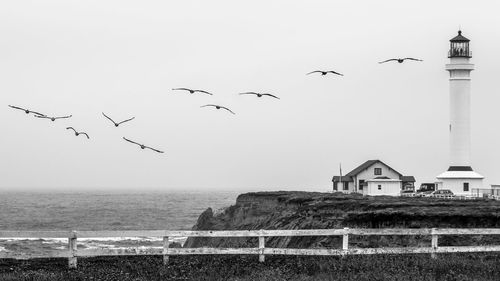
1;253;500;281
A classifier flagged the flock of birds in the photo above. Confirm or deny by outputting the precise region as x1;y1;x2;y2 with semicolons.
8;105;163;153
8;56;423;155
171;88;280;115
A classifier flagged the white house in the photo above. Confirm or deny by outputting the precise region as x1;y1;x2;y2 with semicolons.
331;159;415;196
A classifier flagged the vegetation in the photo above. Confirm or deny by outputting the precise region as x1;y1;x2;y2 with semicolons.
1;253;500;280
186;192;500;249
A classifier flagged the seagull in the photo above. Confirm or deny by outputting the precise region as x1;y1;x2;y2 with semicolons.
66;127;89;139
200;104;235;115
378;58;423;64
172;88;213;95
35;114;72;121
8;105;45;116
123;137;164;153
102;112;135;127
306;70;343;76
239;92;280;99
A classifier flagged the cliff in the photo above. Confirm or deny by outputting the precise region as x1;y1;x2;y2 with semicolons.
184;191;500;248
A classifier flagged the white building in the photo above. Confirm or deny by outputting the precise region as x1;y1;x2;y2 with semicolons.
332;160;415;196
364;178;402;196
436;30;484;196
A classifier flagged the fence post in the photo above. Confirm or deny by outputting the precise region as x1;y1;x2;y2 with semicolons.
342;227;349;256
258;232;265;263
163;236;170;265
68;230;77;269
431;228;438;259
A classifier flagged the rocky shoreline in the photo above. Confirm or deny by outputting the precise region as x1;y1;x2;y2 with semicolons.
185;191;500;249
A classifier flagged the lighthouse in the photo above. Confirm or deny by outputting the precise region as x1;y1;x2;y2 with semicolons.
436;30;484;195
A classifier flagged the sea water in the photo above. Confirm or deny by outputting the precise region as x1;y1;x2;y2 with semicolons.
0;190;239;255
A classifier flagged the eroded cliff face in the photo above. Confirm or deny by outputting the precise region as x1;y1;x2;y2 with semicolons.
184;192;500;248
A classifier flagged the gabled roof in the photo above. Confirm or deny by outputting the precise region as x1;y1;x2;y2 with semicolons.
367;178;401;182
345;160;378;177
345;160;403;177
332;176;352;182
401;176;416;182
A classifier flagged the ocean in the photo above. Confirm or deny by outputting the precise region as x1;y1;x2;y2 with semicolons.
0;190;240;256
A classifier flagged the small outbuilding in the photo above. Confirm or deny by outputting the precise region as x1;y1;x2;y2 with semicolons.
365;177;402;196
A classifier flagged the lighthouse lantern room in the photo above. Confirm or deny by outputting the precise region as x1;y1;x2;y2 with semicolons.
448;30;471;58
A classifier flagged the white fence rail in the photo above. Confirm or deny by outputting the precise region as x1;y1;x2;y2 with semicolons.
1;228;500;269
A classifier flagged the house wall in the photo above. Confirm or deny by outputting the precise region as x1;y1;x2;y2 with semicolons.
439;178;484;196
334;181;355;194
337;181;355;194
348;181;355;192
365;181;402;196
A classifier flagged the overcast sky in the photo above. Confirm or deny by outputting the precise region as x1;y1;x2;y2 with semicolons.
1;0;498;191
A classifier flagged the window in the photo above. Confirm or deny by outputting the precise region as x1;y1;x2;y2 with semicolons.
359;180;365;191
374;168;382;175
378;185;382;190
463;182;469;192
343;182;349;191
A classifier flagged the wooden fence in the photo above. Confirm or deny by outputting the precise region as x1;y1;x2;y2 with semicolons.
1;228;500;269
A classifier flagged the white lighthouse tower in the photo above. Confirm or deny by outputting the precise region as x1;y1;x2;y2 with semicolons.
436;30;484;195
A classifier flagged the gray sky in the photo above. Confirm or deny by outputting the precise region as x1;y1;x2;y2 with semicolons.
1;0;499;191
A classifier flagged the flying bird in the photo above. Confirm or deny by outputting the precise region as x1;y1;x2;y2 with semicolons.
239;92;280;99
378;58;423;64
35;115;72;121
172;88;213;95
8;105;45;116
123;137;164;153
306;70;343;76
66;127;89;139
102;112;135;127
200;104;235;115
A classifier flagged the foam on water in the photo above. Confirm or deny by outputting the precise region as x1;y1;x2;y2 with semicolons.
1;236;183;243
0;190;238;254
1;236;188;253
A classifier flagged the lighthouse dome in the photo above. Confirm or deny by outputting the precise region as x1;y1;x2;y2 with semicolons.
450;30;470;42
